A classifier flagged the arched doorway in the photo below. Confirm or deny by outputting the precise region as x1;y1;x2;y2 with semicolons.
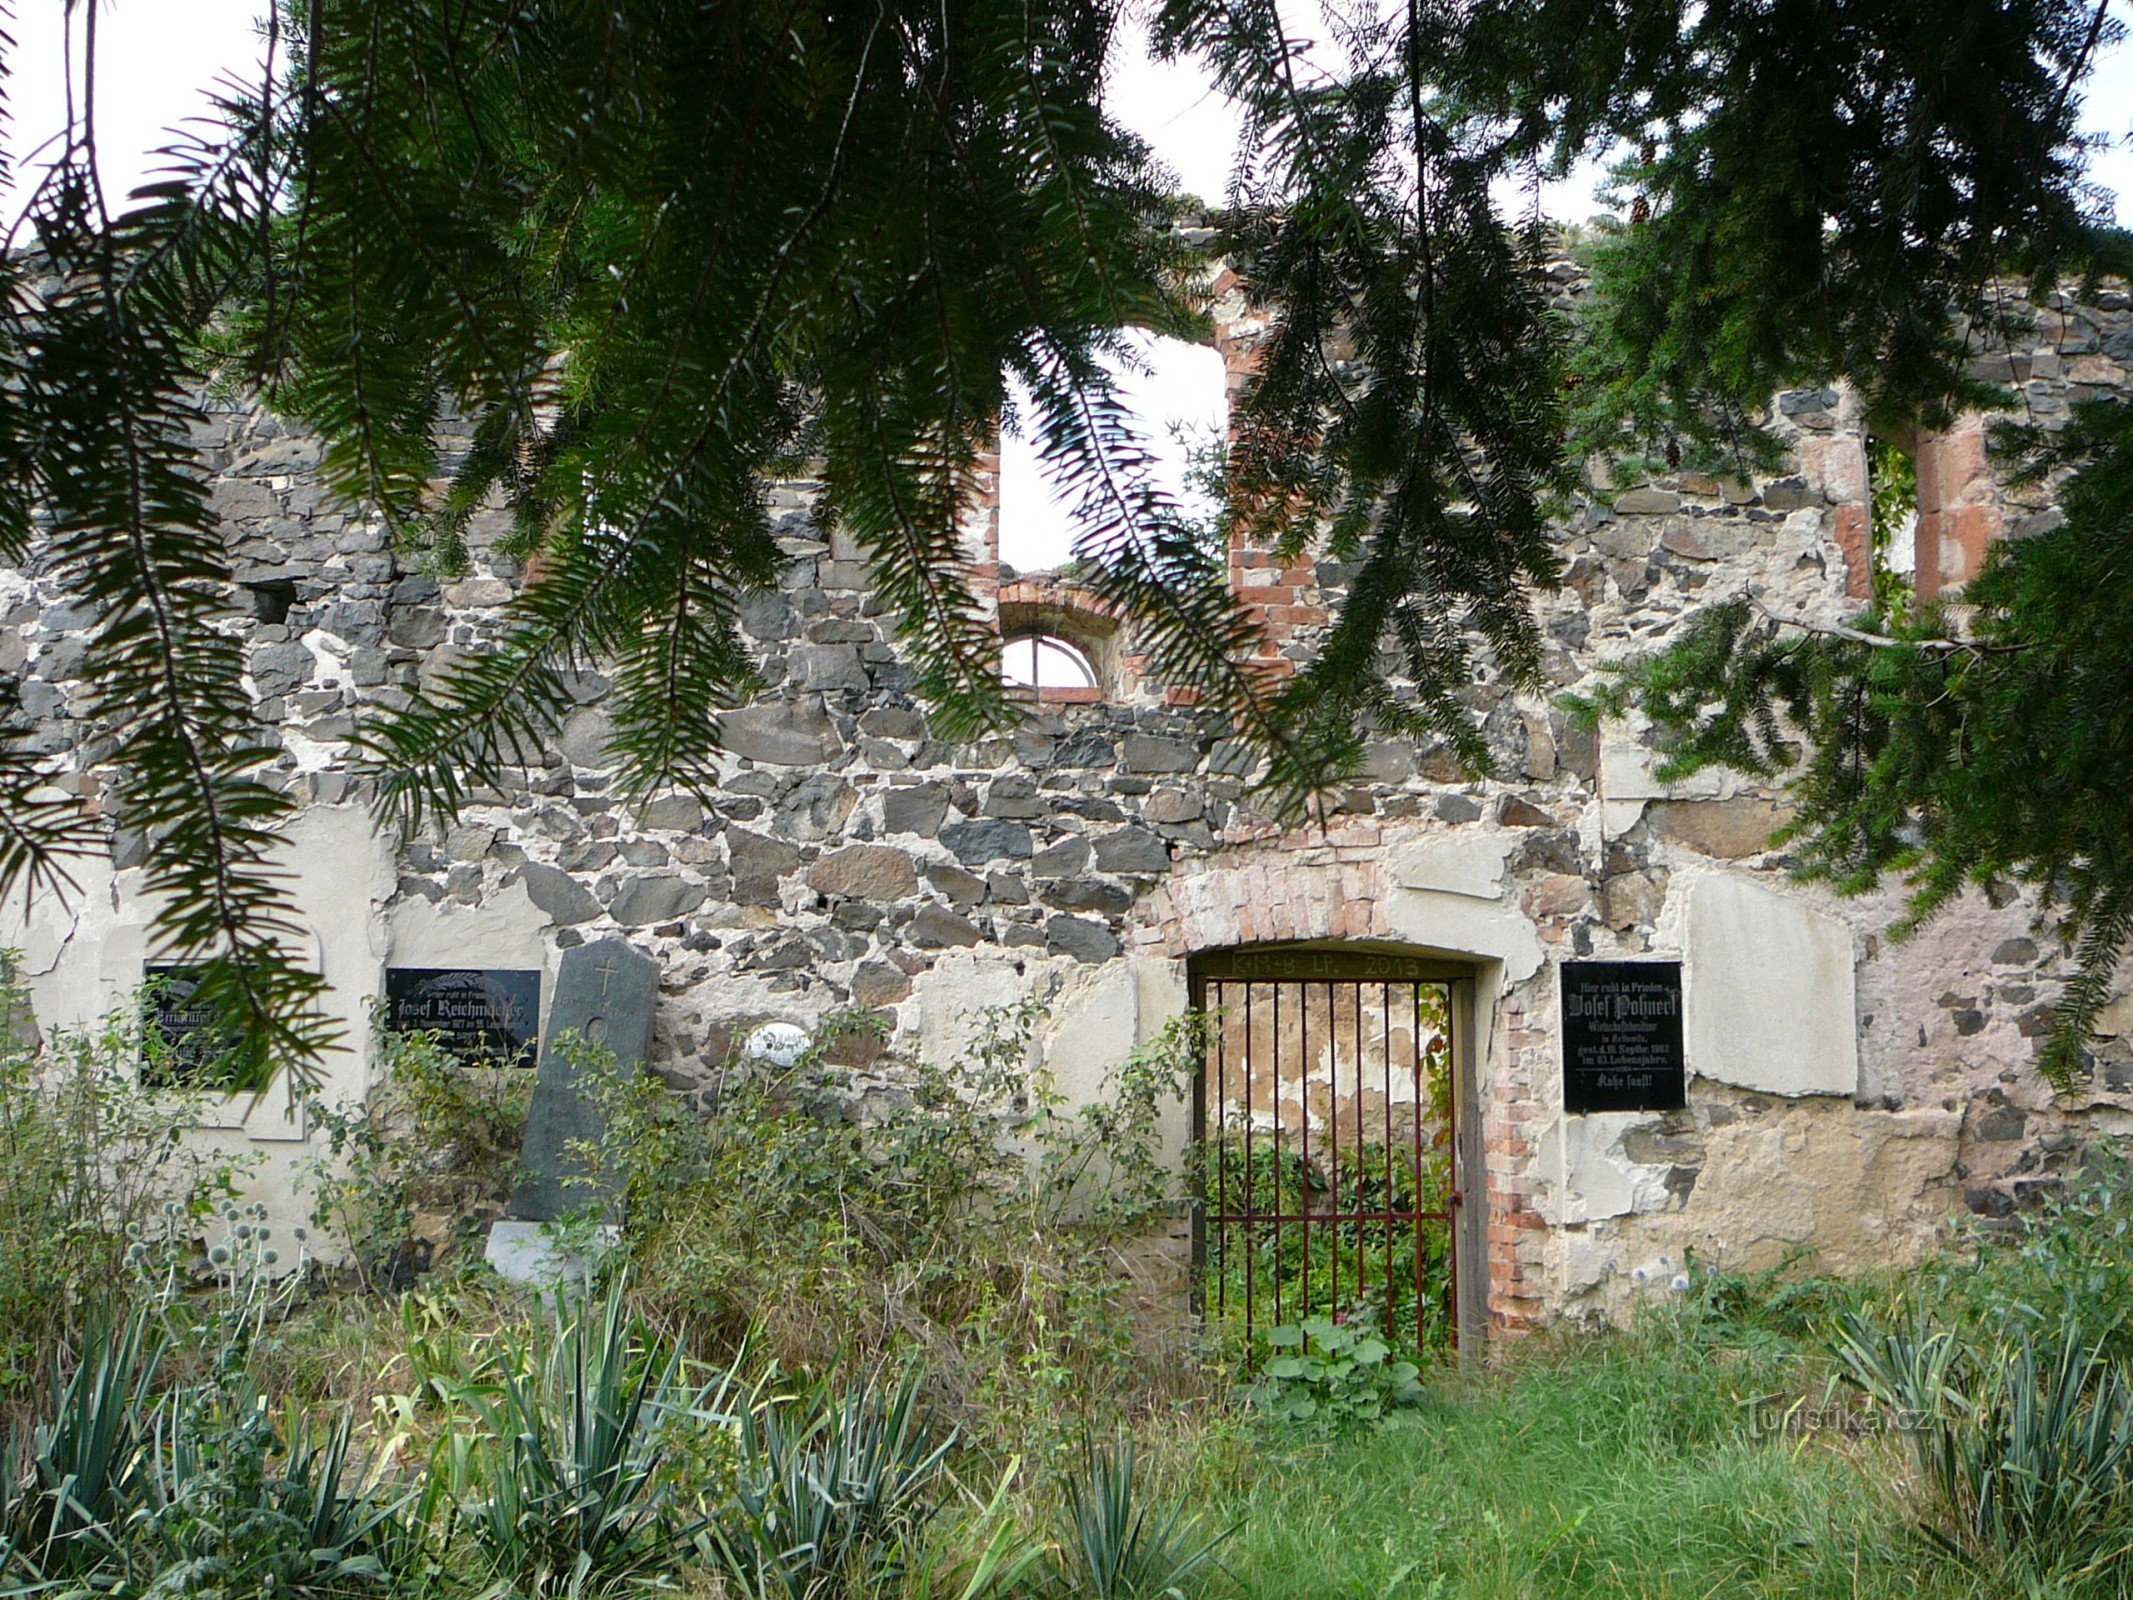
1188;940;1487;1360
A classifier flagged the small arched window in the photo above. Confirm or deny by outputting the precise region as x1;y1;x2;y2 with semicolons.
1000;631;1101;701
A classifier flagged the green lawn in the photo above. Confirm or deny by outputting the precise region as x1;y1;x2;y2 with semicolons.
1200;1332;1978;1600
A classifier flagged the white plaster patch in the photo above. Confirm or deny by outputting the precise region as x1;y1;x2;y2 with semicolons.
1686;873;1857;1097
387;878;551;979
1599;731;1739;836
1389;834;1511;900
1540;1112;1677;1224
1382;887;1546;984
1039;961;1140;1111
279;728;344;774
912;950;1054;1069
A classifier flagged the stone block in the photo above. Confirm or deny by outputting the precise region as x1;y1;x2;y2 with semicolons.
791;643;868;691
607;873;708;926
1613;488;1681;514
1649;798;1793;859
925;863;988;905
1091;828;1170;875
638;794;704;831
727;829;801;902
850;961;913;1006
1497;794;1553;827
1032;837;1092;878
807;844;917;900
940;819;1032;864
1120;734;1200;774
514;861;601;926
1041;877;1134;915
1685;873;1857;1097
881;783;948;837
557;706;617;767
719;699;841;765
1046;914;1121;962
910;905;984;948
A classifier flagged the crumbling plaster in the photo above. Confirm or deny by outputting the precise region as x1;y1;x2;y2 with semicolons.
0;271;2127;1323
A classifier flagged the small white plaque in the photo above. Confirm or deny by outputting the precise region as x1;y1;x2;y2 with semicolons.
745;1021;811;1068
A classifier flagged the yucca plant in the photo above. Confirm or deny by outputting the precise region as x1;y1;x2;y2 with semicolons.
700;1367;953;1600
1047;1436;1227;1600
0;1308;162;1585
1840;1313;2133;1587
894;1460;1045;1600
456;1273;731;1599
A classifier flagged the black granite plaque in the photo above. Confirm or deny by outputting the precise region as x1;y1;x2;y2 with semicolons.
140;964;238;1086
386;967;542;1067
1561;960;1686;1113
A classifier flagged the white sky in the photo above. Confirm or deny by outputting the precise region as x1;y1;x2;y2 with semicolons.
4;1;2126;568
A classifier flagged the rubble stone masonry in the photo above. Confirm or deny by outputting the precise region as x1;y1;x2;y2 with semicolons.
4;263;2131;1329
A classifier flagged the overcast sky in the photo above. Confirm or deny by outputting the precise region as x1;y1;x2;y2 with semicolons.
7;0;2128;568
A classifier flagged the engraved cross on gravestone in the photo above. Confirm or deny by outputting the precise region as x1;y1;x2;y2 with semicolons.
510;938;658;1223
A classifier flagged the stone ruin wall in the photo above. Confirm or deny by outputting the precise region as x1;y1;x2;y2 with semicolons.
1;262;2130;1329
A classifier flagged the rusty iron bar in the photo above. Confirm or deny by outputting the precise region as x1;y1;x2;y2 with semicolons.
1381;981;1394;1342
1220;985;1237;1322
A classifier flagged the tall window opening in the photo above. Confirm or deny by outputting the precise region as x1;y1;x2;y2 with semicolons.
1867;435;1918;619
997;330;1227;573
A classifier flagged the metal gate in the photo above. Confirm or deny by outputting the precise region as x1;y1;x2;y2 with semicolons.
1190;947;1463;1356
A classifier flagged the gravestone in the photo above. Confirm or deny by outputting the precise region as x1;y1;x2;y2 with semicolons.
509;938;658;1222
1561;959;1686;1114
385;967;542;1066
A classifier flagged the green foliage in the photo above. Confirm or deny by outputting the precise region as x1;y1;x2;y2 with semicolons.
0;32;334;1077
1;0;2124;1027
1839;1313;2133;1591
583;1002;1200;1451
454;1274;725;1599
1918;1144;2133;1364
1570;399;2133;1088
1868;437;1919;621
1155;0;1573;796
1522;0;2118;463
1645;1250;1858;1358
699;1368;952;1600
258;0;1291;829
1;1212;418;1600
1247;1317;1425;1429
0;967;247;1404
1207;1319;1961;1600
1048;1434;1228;1600
300;1021;530;1288
1200;1135;1453;1361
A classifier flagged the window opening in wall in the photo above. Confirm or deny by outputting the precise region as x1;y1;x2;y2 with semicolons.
998;627;1100;699
999;631;1100;694
1868;435;1918;620
998;330;1227;572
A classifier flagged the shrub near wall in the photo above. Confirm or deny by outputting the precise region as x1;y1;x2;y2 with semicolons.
0;964;246;1411
581;1005;1210;1453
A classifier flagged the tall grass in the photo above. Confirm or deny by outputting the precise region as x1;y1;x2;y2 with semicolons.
1204;1328;1979;1600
